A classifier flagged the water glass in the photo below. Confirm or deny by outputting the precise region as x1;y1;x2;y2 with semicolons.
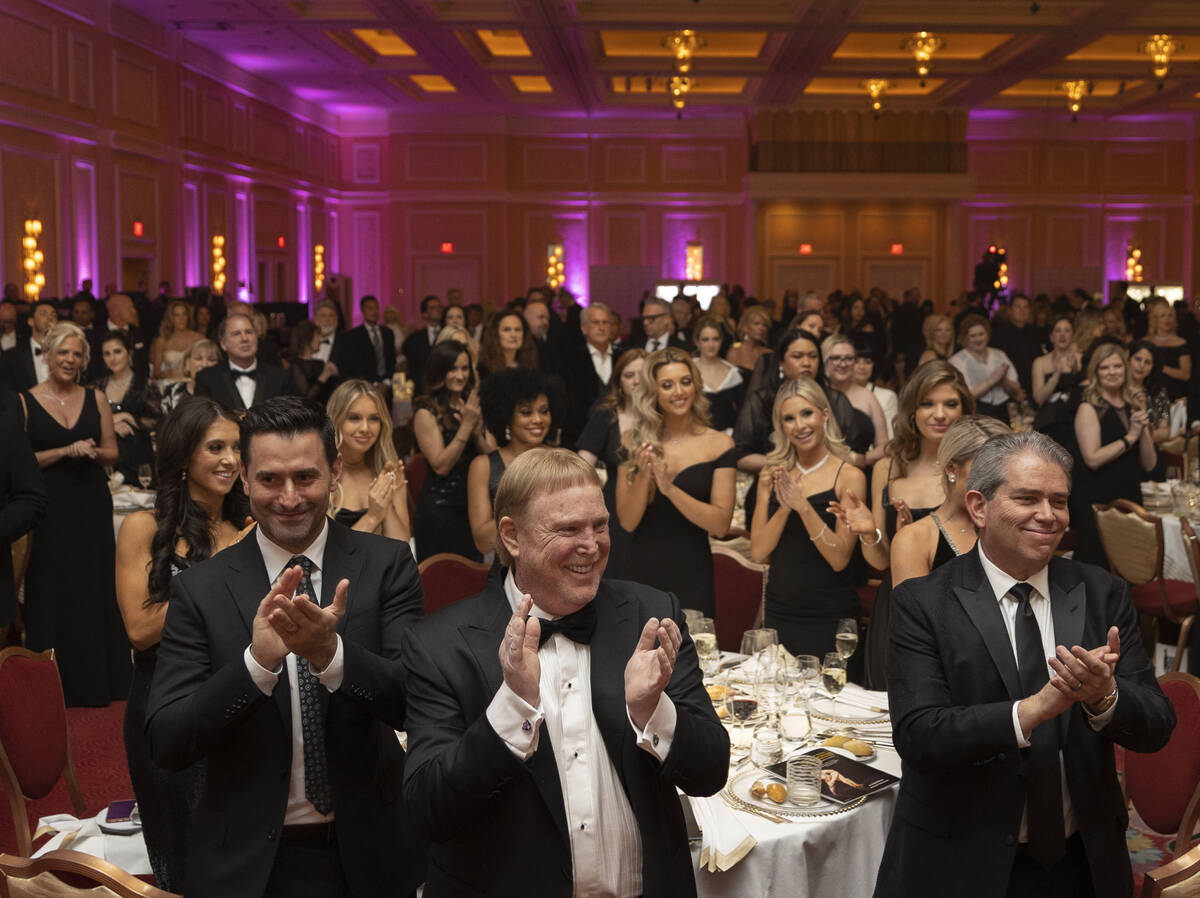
750;726;783;767
787;755;822;807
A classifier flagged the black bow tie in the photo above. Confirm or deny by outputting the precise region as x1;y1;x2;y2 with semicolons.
32;346;41;356
536;603;597;647
231;366;257;382
321;338;331;345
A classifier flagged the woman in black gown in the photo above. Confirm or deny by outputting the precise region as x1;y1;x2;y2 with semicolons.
96;331;156;485
1072;342;1158;567
21;323;130;707
412;341;493;562
616;347;736;617
577;349;646;580
289;320;339;404
692;316;745;435
115;397;248;891
749;378;867;676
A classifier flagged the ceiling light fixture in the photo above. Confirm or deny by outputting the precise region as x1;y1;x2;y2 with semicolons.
1060;80;1090;121
1139;34;1181;89
663;29;704;75
862;79;889;116
669;75;692;117
901;32;944;88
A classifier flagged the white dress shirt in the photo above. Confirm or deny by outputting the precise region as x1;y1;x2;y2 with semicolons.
485;571;677;898
314;330;336;362
244;521;345;825
31;339;48;384
0;331;15;351
586;342;613;386
644;337;664;353
977;544;1117;842
230;364;256;409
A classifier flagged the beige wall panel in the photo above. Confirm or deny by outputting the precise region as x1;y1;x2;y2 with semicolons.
605;211;646;265
1046;146;1090;188
603;144;646;184
202;92;228;148
0;9;55;98
661;145;726;186
522;143;587;185
969;147;1034;189
68;33;92;108
112;53;157;127
405;140;487;183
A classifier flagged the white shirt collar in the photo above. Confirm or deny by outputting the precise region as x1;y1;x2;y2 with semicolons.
256;519;330;585
977;540;1051;606
587;342;611;360
503;568;565;621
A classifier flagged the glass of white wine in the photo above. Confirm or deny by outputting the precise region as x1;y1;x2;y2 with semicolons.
835;618;859;662
692;617;719;679
822;652;847;716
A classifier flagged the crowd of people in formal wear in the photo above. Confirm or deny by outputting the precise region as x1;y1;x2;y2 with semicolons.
0;276;1193;897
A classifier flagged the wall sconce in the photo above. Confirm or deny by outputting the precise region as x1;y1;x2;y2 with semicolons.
669;75;692;117
1139;34;1180;88
314;244;326;293
21;219;44;300
211;234;227;294
546;243;565;289
862;79;889;115
685;241;704;280
901;31;944;87
1125;242;1144;282
1060;80;1090;120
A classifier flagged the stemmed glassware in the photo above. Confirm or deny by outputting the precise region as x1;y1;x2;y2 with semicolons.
723;673;757;749
822;652;847;715
692;617;719;679
137;463;153;489
835;619;858;663
794;654;821;735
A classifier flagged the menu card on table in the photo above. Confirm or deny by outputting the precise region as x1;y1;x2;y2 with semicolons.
766;748;899;805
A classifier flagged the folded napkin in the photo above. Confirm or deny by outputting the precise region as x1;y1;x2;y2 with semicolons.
34;812;152;875
689;795;757;872
112;486;155;508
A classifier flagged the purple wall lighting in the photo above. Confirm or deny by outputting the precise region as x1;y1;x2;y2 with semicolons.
559;217;589;306
663;214;722;282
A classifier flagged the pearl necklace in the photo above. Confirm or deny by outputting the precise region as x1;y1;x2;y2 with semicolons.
796;453;830;475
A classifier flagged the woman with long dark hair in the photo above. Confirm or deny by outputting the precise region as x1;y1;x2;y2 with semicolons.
96;330;156;485
476;309;537;379
114;397;248;892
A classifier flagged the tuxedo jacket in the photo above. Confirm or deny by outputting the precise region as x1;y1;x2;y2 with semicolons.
146;522;427;898
343;324;396;382
401;577;729;898
401;328;434;394
194;362;294;412
0;339;38;393
0;402;45;624
874;547;1174;898
561;341;618;449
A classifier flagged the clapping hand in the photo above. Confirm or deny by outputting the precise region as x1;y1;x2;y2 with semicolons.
461;389;482;431
625;617;682;730
891;498;914;531
264;567;349;671
637;443;673;495
828;489;874;536
1128;410;1149;442
1048;626;1120;709
251;565;303;671
772;466;805;513
499;594;541;707
68;438;97;459
367;467;398;520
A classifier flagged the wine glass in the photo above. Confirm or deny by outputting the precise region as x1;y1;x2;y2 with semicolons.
795;654;821;735
835;619;859;662
822;652;847;715
756;659;791;730
692;617;719;679
137;463;153;490
723;674;757;749
739;628;778;659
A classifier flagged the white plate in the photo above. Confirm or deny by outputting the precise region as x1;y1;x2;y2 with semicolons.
808;695;889;724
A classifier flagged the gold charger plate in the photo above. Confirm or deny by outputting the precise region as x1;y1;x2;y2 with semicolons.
722;768;865;820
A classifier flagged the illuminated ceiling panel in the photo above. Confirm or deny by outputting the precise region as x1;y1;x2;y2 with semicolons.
804;77;945;95
1068;34;1200;61
411;74;456;93
834;32;1013;59
999;79;1139;96
511;75;553;93
612;76;747;94
476;29;533;57
600;30;766;58
352;28;416;56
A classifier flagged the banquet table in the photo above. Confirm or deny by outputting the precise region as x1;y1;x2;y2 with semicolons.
1160;514;1198;582
693;683;898;898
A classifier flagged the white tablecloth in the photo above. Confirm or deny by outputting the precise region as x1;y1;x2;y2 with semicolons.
694;684;898;898
1161;515;1197;582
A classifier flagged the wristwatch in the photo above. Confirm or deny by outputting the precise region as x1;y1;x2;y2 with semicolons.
1119;435;1131;451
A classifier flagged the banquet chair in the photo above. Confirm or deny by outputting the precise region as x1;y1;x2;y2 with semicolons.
405;454;428;506
1142;842;1200;897
418;553;491;616
1125;672;1200;861
1094;500;1196;672
711;545;766;652
0;850;177;897
0;647;87;857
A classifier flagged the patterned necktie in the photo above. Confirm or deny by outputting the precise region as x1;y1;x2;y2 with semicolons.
288;555;332;815
1010;582;1065;868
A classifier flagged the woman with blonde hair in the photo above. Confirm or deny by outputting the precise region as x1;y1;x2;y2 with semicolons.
326;379;410;541
917;314;954;366
726;305;772;370
749;378;866;664
617;347;736;617
150;299;204;378
1071;342;1157;567
1146;298;1191;400
158;339;220;415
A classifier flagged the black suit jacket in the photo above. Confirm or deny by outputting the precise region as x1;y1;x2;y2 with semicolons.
146;523;426;898
561;341;615;449
0;338;39;393
401;577;729;898
401;328;434;394
194;362;293;412
344;324;396;382
874;548;1174;898
0;401;46;624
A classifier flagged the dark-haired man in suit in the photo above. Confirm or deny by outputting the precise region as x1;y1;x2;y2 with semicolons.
0;299;57;392
343;295;395;387
147;396;425;897
195;313;293;412
875;431;1174;898
401;295;441;394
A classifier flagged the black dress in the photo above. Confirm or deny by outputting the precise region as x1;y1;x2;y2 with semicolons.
22;390;131;706
334;507;368;528
290;357;336;404
413;407;481;563
123;555;205;893
1033;369;1082;457
1071;401;1146;568
762;462;861;675
102;374;156;485
577;407;632;579
622;446;737;617
1156;343;1190;401
929;512;963;571
702;365;746;434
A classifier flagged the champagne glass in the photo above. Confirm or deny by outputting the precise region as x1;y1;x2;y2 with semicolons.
692;617;719;679
822;652;847;715
835;618;859;662
137;463;153;489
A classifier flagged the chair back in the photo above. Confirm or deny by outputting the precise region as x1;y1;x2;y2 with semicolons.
1094;500;1163;586
711;545;766;653
1182;519;1200;587
418;553;492;616
0;850;178;897
0;647;86;856
1126;672;1200;856
406;455;428;504
1141;841;1200;897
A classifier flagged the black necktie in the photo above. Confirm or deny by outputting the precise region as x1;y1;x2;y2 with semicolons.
648;339;660;352
536;603;597;647
288;556;332;815
1010;582;1065;868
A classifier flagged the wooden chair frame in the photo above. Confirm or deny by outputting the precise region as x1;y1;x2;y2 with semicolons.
0;647;86;857
0;850;177;897
1142;841;1200;897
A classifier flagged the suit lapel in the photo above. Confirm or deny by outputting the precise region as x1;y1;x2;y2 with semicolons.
953;548;1023;701
217;368;245;410
321;521;362;630
589;584;637;793
1049;560;1087;744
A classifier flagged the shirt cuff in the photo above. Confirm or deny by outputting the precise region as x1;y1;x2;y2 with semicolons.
311;635;344;692
244;645;282;696
628;693;677;762
1084;689;1119;731
486;681;544;761
1012;700;1031;748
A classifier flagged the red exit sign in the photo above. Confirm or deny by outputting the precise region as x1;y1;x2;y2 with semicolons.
890;243;904;255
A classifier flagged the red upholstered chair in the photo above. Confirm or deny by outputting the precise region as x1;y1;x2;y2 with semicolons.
0;850;178;897
1125;672;1200;861
405;455;428;506
418;553;492;616
711;545;766;653
0;647;87;857
1094;500;1197;672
